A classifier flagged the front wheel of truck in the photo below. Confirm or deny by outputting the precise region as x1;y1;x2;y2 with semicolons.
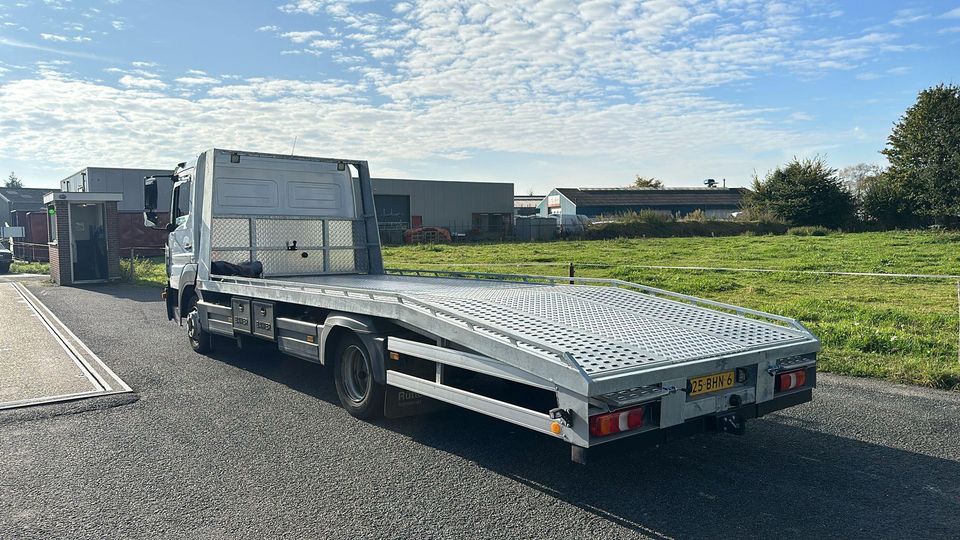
332;333;384;419
184;294;213;354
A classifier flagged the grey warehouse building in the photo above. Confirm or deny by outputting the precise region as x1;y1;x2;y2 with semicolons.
372;178;514;243
537;187;746;219
60;169;514;246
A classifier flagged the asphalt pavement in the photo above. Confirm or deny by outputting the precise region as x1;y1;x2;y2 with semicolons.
1;283;958;539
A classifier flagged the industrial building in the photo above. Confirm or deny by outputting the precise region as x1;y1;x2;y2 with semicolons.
0;187;50;226
514;195;544;217
1;187;54;261
371;178;514;244
537;187;746;219
51;171;514;247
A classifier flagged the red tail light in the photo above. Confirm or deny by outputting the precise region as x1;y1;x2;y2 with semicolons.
589;406;645;437
776;369;807;392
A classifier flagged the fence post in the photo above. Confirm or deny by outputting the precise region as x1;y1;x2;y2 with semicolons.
569;262;575;285
129;247;136;283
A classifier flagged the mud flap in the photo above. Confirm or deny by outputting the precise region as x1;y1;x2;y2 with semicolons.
384;385;448;419
163;286;176;321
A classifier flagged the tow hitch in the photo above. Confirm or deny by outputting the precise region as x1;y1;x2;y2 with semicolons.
711;411;746;436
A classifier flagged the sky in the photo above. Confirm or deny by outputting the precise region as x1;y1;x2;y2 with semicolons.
0;1;958;194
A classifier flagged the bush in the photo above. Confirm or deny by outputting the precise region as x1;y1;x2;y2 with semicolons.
586;220;788;239
681;209;707;222
598;209;674;224
745;157;856;228
787;226;832;236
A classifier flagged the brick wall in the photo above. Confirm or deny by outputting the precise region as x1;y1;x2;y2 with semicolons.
105;202;121;281
47;200;122;285
48;200;72;285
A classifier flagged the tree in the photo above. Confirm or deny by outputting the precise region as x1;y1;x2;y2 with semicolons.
745;157;855;228
838;163;882;200
860;172;922;229
4;171;22;188
633;175;664;189
881;84;960;225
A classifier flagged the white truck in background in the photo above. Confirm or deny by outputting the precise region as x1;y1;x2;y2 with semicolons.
145;149;820;463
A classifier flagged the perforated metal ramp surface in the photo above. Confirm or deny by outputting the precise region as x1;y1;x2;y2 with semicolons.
281;274;812;377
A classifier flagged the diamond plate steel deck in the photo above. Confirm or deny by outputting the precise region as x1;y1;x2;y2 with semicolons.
278;274;813;376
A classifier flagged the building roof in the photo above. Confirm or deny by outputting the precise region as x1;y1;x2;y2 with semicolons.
514;195;545;208
0;187;54;207
556;187;746;207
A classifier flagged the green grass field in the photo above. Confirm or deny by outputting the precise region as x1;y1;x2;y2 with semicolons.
383;231;960;390
30;231;960;390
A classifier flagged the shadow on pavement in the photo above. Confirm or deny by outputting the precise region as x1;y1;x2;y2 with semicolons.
33;282;165;304
206;338;960;540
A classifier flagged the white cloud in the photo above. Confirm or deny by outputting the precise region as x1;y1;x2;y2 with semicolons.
111;20;124;30
40;33;90;43
257;25;280;32
310;38;340;49
118;75;167;90
890;9;929;26
174;76;220;86
941;7;960;19
280;30;324;43
131;61;157;68
0;36;110;60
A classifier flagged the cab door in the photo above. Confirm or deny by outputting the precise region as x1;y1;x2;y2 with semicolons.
167;173;195;290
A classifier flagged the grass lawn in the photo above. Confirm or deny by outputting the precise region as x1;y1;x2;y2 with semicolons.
384;231;960;390
10;261;50;274
87;231;960;390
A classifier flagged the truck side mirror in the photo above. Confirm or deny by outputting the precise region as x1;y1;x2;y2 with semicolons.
144;177;158;211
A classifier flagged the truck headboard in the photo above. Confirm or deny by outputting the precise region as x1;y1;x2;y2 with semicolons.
203;150;381;278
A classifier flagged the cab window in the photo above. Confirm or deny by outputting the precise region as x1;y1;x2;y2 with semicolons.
172;179;192;226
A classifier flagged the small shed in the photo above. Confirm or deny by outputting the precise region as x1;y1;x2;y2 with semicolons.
43;192;123;285
515;216;557;241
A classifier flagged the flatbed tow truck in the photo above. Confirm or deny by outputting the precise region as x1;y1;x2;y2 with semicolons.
145;149;820;463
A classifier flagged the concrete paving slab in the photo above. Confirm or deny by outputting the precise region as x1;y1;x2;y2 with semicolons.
0;282;130;409
0;273;48;283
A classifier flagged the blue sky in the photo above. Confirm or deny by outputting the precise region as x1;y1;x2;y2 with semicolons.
0;0;958;194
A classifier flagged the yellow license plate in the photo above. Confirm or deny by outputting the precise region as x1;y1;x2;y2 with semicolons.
688;371;736;397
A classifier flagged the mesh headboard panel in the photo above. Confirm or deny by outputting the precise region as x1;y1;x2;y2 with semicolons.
210;216;368;276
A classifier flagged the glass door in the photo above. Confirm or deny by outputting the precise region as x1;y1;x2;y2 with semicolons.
70;203;107;281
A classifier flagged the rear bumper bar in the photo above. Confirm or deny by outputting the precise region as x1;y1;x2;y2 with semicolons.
601;388;813;450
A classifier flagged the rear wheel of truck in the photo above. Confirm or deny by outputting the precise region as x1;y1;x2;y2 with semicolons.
333;333;384;419
184;294;213;354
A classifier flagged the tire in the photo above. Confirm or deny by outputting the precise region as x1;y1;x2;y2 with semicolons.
184;294;213;354
332;333;384;419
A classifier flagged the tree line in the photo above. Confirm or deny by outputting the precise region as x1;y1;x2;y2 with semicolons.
744;84;960;230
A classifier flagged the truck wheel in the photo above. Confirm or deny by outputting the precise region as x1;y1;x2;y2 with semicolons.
333;333;384;419
184;294;213;354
